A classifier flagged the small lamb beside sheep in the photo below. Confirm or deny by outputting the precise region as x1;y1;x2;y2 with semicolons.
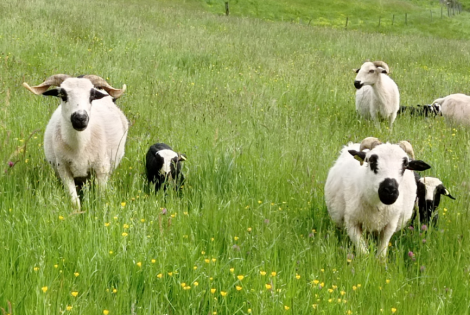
146;143;186;192
412;174;455;226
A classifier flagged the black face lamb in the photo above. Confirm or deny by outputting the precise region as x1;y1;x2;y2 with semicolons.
145;143;186;192
412;176;455;226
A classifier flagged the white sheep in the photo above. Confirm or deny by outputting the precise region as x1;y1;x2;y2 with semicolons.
23;74;128;210
354;61;400;128
432;94;470;126
324;137;431;259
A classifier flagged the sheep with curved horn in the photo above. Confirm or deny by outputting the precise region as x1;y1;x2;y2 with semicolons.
354;61;400;128
23;74;128;210
325;137;431;259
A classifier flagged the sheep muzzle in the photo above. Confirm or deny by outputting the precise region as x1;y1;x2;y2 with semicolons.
378;178;399;205
354;81;363;90
71;111;89;131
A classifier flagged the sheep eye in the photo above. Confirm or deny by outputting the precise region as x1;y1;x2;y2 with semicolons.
58;91;67;102
402;158;409;174
368;154;379;174
403;157;409;167
369;69;375;73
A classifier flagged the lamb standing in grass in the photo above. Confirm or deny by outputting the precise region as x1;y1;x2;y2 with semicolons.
412;175;455;226
354;61;400;128
146;143;186;192
324;137;431;258
23;74;128;210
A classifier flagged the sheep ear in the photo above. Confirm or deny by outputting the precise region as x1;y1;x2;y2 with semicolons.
90;89;108;101
353;68;360;73
348;150;366;165
407;160;431;171
377;67;388;74
178;154;187;162
438;185;456;200
42;88;60;97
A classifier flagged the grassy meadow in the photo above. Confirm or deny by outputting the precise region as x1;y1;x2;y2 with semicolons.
1;0;470;314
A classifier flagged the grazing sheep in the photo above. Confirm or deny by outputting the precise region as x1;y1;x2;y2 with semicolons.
146;143;186;192
432;94;470;126
411;175;455;226
354;61;400;128
325;137;431;258
397;104;440;117
23;74;128;210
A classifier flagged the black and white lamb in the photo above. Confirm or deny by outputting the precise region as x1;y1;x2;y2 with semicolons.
145;143;186;192
411;174;455;226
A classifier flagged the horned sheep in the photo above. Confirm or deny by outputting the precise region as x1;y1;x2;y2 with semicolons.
324;137;431;259
354;61;400;128
23;74;129;210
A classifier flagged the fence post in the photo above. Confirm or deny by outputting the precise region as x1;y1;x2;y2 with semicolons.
225;2;229;16
345;16;348;29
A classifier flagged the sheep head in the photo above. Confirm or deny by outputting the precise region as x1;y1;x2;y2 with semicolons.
353;61;389;90
349;143;431;205
23;75;126;131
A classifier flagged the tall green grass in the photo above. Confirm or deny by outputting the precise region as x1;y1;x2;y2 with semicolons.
194;0;470;39
1;0;470;314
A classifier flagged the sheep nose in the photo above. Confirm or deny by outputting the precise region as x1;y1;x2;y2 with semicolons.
71;111;89;131
378;178;399;205
354;81;363;90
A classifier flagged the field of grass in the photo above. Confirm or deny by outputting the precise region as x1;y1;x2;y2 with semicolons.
194;0;470;39
1;0;470;314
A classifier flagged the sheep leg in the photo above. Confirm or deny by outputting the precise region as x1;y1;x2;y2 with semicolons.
346;223;369;255
95;172;108;191
377;222;397;259
56;164;81;210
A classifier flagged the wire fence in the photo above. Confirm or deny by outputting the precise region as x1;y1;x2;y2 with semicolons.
222;1;464;30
